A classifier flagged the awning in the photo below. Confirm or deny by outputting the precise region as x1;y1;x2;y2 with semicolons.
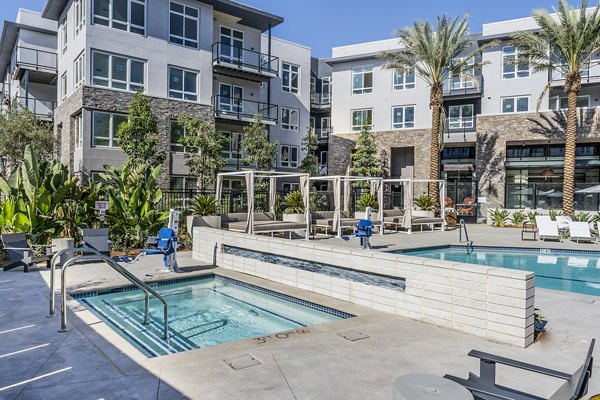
505;159;600;168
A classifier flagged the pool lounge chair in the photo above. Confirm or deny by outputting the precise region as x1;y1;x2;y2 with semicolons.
569;222;597;244
536;216;562;242
444;338;594;400
1;233;53;273
556;216;572;232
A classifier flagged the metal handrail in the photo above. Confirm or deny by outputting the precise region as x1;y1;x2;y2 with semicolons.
211;42;279;75
459;219;474;252
212;95;278;123
52;249;169;340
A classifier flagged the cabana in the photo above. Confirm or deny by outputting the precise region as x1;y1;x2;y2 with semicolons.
383;179;447;234
216;171;311;240
308;175;384;238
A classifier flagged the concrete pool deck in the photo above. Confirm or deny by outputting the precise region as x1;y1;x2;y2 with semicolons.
0;225;599;399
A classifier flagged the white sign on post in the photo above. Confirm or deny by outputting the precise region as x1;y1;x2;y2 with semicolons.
95;201;109;222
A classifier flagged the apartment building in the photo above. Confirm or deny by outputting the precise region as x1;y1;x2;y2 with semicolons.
310;57;332;188
0;9;57;121
327;15;600;214
0;0;312;189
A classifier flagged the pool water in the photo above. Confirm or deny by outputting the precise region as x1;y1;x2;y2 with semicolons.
77;275;351;357
397;246;600;296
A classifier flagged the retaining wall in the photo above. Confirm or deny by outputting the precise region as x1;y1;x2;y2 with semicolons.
193;227;535;347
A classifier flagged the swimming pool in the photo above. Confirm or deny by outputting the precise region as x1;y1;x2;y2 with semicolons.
75;275;353;357
395;246;600;296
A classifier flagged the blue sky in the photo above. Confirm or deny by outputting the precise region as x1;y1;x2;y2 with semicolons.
1;1;593;57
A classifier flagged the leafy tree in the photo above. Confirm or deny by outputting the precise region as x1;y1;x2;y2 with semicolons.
380;15;497;200
177;113;228;190
242;115;277;171
116;93;165;167
0;101;55;176
510;0;600;215
300;127;319;176
350;124;379;188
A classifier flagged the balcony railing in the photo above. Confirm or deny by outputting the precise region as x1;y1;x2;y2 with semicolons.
549;69;600;86
11;46;58;76
212;43;278;76
213;95;277;124
443;74;483;97
310;92;331;107
315;127;332;139
11;96;56;119
445;117;475;140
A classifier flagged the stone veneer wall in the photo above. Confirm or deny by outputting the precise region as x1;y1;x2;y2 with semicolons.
53;86;214;188
193;227;535;347
475;109;600;214
328;129;432;178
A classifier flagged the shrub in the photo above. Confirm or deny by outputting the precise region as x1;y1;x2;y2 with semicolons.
414;194;436;211
572;211;593;222
510;210;527;228
281;191;305;214
490;209;509;227
189;195;217;216
548;209;563;221
357;193;378;211
526;210;539;224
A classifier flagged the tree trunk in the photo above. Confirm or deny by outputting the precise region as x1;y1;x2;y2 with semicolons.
562;75;580;216
429;84;443;202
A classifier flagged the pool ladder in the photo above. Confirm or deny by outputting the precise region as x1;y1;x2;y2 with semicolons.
48;247;169;341
459;219;474;254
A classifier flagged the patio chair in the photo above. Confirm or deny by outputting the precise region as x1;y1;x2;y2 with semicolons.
1;233;53;273
81;228;111;256
568;222;597;244
535;216;562;242
444;338;594;400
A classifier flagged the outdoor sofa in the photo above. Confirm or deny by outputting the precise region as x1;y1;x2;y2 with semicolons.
310;211;360;236
221;212;307;238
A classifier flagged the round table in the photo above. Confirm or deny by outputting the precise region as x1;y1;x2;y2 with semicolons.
393;374;474;400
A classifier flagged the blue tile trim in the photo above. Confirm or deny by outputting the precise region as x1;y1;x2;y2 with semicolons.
223;245;406;293
394;245;600;257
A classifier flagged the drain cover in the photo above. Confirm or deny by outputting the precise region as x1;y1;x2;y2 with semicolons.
337;330;369;342
223;354;262;370
572;298;595;304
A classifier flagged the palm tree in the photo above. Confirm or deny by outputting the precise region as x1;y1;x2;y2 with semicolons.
380;15;497;201
510;0;600;216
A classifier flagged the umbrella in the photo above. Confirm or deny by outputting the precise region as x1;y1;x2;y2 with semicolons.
576;185;600;194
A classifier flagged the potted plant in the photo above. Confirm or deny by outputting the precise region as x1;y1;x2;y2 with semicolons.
357;193;378;219
413;195;436;218
281;191;305;223
534;308;548;341
187;194;221;237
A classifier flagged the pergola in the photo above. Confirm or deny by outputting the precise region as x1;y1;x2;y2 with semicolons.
383;178;447;233
309;175;384;237
216;171;311;240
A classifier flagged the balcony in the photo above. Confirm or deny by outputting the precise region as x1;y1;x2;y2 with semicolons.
549;68;600;87
315;127;332;142
213;95;277;125
7;96;56;120
444;117;476;142
310;92;331;109
212;43;278;80
443;75;483;99
11;46;58;84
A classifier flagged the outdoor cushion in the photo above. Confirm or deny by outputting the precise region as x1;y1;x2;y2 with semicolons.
411;217;444;224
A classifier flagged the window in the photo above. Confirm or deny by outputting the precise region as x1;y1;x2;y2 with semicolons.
168;66;197;101
281;107;299;131
60;14;68;54
320;151;327;165
61;73;67;100
74;52;85;89
322;77;331;102
448;104;474;129
75;113;83;149
218;83;242;113
449;58;474;89
92;51;145;92
321;117;331;137
352;65;373;94
223;179;243;191
392;106;415;129
503;46;529;79
219;26;243;62
169;2;199;48
75;0;86;34
170;120;186;152
282;63;300;94
221;131;242;159
550;95;590;110
93;0;146;35
170;176;197;190
309;117;315;128
502;96;529;113
351;109;372;131
393;68;415;90
310;76;316;93
282;182;300;192
280;145;299;168
92;111;126;147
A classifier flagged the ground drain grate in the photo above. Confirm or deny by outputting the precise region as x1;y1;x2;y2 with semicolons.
337;330;369;342
572;298;595;304
223;354;262;370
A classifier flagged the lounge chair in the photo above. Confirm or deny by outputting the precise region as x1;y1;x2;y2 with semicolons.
81;228;111;256
556;216;572;232
1;233;53;273
536;216;561;242
569;222;597;244
445;338;595;400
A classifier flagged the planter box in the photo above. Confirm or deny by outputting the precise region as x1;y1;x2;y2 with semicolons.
187;215;221;237
283;213;306;236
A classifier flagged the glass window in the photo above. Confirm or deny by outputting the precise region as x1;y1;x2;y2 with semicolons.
75;113;83;149
448;104;474;129
449;57;475;89
169;67;197;101
310;76;316;93
61;14;68;54
550;95;590;110
352;109;372;131
170;120;186;152
92;111;125;147
322;77;331;103
352;65;373;94
502;96;529;113
280;145;299;168
61;73;67;100
281;107;299;131
169;2;199;48
74;52;85;89
221;131;243;159
393;68;415;90
282;63;300;94
392;106;415;129
92;51;145;92
282;182;300;192
219;26;244;62
170;176;197;190
503;46;529;79
93;0;146;35
321;117;331;137
75;0;86;34
309;117;315;128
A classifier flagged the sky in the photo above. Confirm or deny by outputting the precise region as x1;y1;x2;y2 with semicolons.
1;1;594;58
